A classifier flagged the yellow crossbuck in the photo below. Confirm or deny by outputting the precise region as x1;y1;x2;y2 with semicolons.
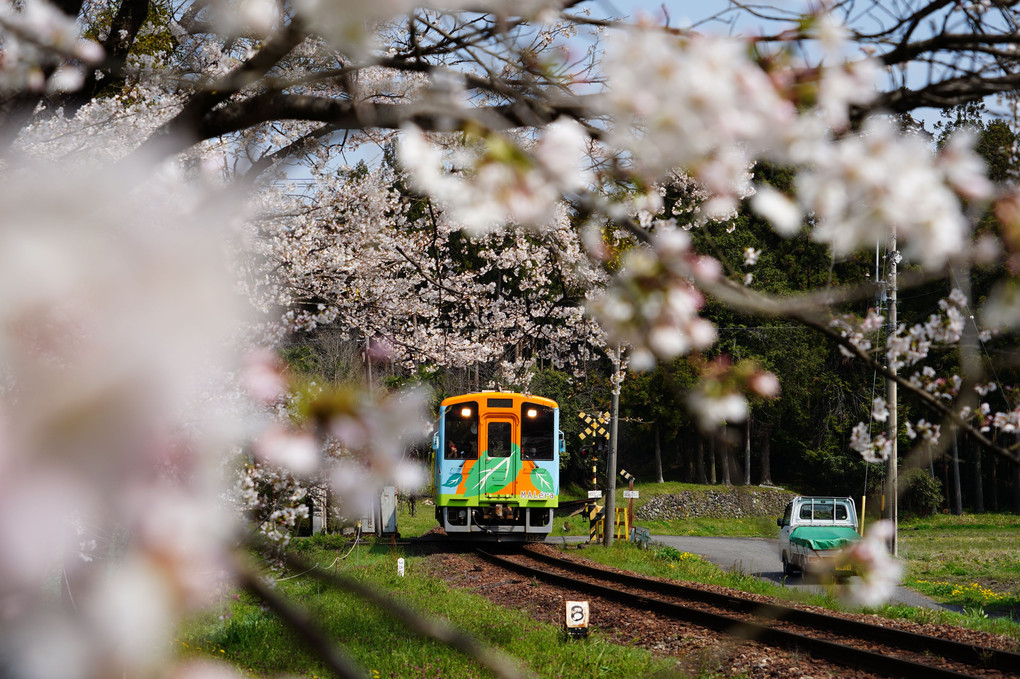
577;411;610;440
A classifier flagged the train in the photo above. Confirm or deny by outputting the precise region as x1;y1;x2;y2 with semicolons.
432;391;563;540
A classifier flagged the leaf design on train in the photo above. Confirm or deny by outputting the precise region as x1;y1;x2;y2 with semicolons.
480;454;512;493
530;467;553;491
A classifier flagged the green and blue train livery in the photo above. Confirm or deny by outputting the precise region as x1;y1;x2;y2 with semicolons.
433;392;563;540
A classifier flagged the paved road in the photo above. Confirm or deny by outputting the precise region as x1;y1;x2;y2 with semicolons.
651;534;949;610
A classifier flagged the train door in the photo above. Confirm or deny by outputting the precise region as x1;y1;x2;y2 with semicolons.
480;414;518;499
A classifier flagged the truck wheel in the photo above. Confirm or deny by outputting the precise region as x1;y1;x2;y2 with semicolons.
782;553;795;577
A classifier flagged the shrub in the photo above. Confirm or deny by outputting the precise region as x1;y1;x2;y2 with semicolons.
900;468;943;517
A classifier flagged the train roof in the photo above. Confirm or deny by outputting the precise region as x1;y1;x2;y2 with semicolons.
440;391;558;408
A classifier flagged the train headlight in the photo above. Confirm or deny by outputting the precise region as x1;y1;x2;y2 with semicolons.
460;407;472;418
526;408;538;418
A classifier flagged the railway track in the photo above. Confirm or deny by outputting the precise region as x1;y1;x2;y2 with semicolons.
476;547;1019;678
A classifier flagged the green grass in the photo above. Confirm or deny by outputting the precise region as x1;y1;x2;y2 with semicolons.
899;513;1020;615
179;544;678;678
634;515;778;538
182;502;1020;677
398;494;1019;639
566;540;1020;643
404;488;1020;616
222;489;1017;679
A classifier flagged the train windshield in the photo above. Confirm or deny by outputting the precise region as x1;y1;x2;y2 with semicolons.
521;402;555;461
487;421;512;457
444;402;478;459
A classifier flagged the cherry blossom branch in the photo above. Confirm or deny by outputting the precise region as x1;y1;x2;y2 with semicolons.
238;565;368;679
195;93;592;147
139;21;308;153
702;275;1019;466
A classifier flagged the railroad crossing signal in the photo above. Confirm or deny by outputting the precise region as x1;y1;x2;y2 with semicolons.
578;411;610;441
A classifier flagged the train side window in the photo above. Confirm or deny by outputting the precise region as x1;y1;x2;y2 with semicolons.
521;402;554;460
488;421;511;457
444;402;478;460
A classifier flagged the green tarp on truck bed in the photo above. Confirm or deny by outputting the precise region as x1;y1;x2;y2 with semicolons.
789;525;861;551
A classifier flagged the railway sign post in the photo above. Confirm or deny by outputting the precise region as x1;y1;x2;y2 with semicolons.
620;469;637;535
564;600;589;639
579;411;611;543
577;411;610;442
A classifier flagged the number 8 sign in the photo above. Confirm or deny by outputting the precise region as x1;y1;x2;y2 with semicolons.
565;601;589;629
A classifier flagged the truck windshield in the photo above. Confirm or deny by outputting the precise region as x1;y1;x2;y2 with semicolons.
799;501;849;521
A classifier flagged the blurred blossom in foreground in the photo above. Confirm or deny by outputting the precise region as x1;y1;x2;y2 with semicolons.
589;223;718;371
398;118;591;235
0;157;246;679
685;358;781;431
834;520;903;608
0;0;104;94
242;363;431;544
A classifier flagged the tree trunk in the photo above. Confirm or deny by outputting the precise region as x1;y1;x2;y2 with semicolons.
974;444;985;513
709;436;717;484
718;432;731;487
952;430;963;515
991;452;999;512
693;430;701;483
653;422;664;483
1015;433;1020;516
674;429;688;481
744;417;751;486
760;424;773;486
1014;459;1020;516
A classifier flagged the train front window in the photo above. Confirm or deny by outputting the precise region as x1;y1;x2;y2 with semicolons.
487;421;511;457
444;402;478;459
521;402;554;461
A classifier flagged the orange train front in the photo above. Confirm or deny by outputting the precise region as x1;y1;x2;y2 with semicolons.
433;392;562;540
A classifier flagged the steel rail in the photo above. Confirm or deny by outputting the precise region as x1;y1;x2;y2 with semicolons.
476;548;1010;679
522;547;1020;674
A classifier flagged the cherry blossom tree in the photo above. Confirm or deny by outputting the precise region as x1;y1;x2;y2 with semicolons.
5;1;1020;676
247;158;607;378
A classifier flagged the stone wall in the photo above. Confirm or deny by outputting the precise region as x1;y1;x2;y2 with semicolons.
635;487;795;521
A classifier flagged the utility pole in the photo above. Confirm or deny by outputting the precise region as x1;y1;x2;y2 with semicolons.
604;345;622;547
886;234;899;556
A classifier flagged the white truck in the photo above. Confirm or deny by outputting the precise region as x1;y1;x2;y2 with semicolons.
777;496;861;577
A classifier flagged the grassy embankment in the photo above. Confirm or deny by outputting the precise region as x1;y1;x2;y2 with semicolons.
178;537;676;678
898;513;1020;614
180;484;1019;676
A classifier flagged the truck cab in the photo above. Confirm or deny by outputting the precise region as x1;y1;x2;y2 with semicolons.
777;496;860;577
